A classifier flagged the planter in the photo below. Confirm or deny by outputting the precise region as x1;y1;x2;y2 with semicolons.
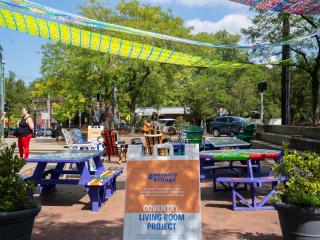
0;204;41;240
274;202;320;240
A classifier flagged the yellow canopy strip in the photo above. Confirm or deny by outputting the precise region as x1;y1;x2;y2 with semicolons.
0;8;253;68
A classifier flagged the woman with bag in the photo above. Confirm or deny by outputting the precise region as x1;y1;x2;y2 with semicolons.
16;107;34;159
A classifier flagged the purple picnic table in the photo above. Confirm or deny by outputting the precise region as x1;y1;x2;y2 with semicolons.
27;150;105;195
200;149;283;210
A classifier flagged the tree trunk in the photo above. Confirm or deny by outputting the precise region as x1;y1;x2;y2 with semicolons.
311;74;319;125
281;14;291;125
203;117;207;134
130;99;136;135
89;106;92;126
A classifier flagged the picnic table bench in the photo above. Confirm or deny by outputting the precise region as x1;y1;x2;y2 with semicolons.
26;151;123;212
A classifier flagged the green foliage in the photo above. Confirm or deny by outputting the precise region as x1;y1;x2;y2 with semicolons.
273;150;320;207
34;0;282;125
174;116;189;130
229;76;259;116
0;141;36;212
5;71;33;120
242;10;320;124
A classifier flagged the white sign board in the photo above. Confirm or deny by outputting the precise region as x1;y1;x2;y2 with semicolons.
124;144;201;240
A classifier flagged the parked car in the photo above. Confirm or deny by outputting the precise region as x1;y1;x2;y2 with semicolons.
36;128;53;137
119;120;130;129
209;116;250;137
159;119;176;135
7;127;17;137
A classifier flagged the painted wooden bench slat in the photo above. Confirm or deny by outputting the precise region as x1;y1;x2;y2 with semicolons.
217;176;278;183
86;167;123;212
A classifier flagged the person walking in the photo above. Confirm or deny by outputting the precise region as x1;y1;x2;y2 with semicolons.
16;107;34;159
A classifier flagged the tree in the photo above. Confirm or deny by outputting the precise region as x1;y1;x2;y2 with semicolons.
229;77;259;116
5;71;32;123
36;0;281;127
242;11;320;125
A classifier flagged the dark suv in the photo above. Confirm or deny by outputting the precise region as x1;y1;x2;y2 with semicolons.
209;116;248;137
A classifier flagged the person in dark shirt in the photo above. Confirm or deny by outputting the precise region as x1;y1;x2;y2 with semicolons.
17;107;34;159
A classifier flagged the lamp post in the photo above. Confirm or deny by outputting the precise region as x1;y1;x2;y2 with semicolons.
0;45;5;138
33;106;36;138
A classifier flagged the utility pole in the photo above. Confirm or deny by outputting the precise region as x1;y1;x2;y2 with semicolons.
281;14;291;125
258;82;267;124
260;92;264;124
0;45;4;138
33;106;36;138
47;94;51;128
45;95;50;137
112;79;117;129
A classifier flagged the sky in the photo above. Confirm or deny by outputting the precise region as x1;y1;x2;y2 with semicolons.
0;0;253;83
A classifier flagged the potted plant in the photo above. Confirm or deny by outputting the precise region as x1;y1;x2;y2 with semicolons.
0;141;40;240
273;149;320;240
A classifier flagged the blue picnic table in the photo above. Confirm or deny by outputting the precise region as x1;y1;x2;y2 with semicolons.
27;150;122;212
200;149;283;210
204;137;250;150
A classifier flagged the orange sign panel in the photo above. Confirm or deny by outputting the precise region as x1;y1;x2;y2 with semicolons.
123;144;201;240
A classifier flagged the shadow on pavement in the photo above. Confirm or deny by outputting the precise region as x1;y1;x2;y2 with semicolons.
241;232;282;240
201;224;282;240
36;185;88;208
33;217;124;240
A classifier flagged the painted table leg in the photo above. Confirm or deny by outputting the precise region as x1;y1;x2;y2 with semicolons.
77;162;92;185
40;163;65;195
93;155;105;174
87;187;101;212
32;162;47;195
250;184;257;207
106;182;113;198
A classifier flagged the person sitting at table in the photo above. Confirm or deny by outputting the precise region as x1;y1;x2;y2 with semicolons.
15;107;34;159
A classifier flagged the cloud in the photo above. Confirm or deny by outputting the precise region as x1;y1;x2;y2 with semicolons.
184;14;251;34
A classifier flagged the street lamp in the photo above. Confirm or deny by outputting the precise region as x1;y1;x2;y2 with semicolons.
33;106;36;138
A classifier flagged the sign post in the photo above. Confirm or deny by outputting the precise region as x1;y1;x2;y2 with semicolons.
124;144;201;240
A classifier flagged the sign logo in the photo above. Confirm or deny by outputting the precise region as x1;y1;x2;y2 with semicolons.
147;173;177;183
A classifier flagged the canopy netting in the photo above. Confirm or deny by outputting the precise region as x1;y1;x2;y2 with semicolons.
0;0;319;68
0;8;256;68
230;0;320;15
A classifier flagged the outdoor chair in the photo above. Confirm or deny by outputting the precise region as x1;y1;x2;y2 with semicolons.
237;123;255;143
70;128;86;144
70;128;102;150
61;128;97;173
101;129;127;164
144;133;166;155
62;129;98;150
182;125;205;150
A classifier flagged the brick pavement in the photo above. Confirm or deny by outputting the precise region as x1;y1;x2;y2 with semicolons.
30;160;282;240
5;136;282;239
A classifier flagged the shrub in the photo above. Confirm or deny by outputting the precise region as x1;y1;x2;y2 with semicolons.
0;141;36;212
175;117;189;130
273;150;320;207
